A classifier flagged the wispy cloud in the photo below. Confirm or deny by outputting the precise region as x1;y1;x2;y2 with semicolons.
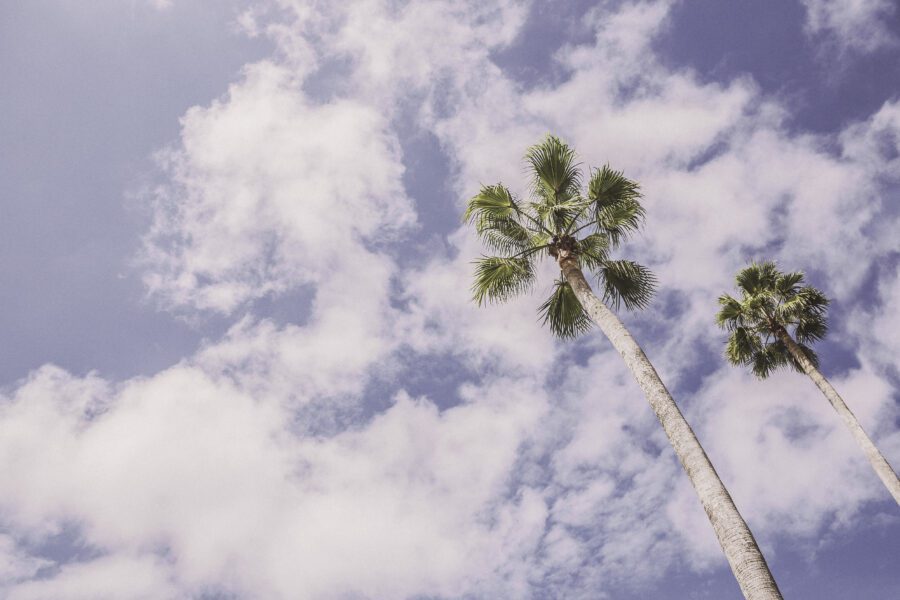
801;0;898;55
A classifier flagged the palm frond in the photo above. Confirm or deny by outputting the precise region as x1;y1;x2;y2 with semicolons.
598;259;656;311
587;165;642;208
715;294;745;330
534;197;586;234
595;198;646;246
472;256;535;305
724;326;758;367
794;313;828;344
774;271;804;299
744;292;777;324
538;278;593;339
796;286;829;313
586;166;645;246
464;184;517;224
751;343;790;379
575;233;611;271
776;285;828;323
476;214;535;255
735;260;780;295
526;135;582;202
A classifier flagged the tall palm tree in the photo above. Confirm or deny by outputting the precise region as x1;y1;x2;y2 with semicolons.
716;260;900;504
466;135;782;600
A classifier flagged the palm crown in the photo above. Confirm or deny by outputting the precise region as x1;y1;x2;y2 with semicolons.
465;135;656;339
716;261;829;378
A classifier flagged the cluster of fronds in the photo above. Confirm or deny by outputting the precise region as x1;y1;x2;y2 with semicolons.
464;135;656;339
716;261;829;378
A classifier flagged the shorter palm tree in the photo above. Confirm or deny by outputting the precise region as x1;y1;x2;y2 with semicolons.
717;260;900;504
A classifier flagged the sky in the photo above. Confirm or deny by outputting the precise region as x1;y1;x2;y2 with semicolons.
0;0;899;598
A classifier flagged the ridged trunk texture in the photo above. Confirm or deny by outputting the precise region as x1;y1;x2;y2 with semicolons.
559;255;783;600
775;327;900;505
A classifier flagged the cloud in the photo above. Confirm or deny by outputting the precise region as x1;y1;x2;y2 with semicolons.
0;364;556;598
3;0;900;598
848;258;900;378
0;535;50;587
6;554;179;600
801;0;898;54
268;0;527;98
694;366;898;527
0;347;728;599
140;59;414;314
841;98;900;177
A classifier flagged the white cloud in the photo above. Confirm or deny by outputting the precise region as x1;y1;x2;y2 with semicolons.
841;98;900;177
801;0;898;54
0;535;50;586
0;364;556;598
268;0;527;101
147;0;174;10
7;554;179;600
848;259;900;377
396;229;564;376
694;366;898;527
140;60;414;314
4;0;900;598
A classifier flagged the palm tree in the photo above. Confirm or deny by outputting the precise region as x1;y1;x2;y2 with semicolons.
716;260;900;505
466;135;782;600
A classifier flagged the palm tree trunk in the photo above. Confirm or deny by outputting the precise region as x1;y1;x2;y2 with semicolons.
775;327;900;505
559;256;783;600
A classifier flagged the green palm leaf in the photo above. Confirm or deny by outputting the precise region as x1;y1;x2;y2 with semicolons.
538;279;593;339
576;233;611;271
534;197;586;233
526;135;581;203
795;313;827;344
476;214;534;255
751;343;790;378
587;166;645;245
717;260;831;379
724;326;758;366
599;259;656;310
464;184;517;224
596;198;645;246
735;261;779;295
716;294;745;330
588;165;641;207
471;256;535;306
774;271;804;298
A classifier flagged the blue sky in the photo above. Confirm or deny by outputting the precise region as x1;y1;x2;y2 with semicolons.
1;1;898;598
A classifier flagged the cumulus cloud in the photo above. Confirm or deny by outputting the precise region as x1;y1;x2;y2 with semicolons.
3;0;900;598
0;364;557;598
692;367;899;528
0;535;50;587
801;0;898;54
141;60;414;314
267;0;527;100
841;98;900;177
847;258;900;379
